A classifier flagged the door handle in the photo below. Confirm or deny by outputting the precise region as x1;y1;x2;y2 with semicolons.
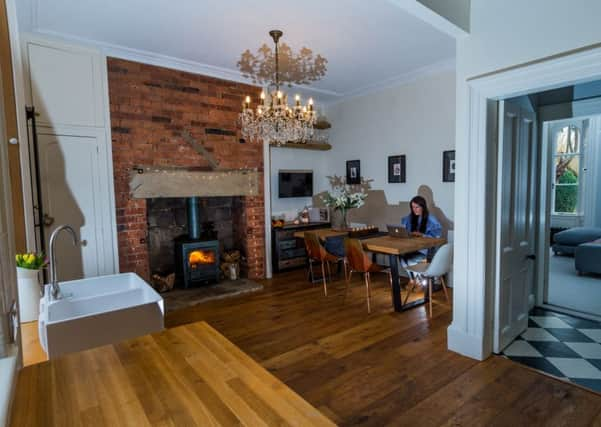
8;300;17;343
526;254;536;260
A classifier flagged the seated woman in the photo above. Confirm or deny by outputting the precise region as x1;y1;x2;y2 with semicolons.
400;196;442;267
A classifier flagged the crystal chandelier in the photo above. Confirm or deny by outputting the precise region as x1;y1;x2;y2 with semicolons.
238;30;321;145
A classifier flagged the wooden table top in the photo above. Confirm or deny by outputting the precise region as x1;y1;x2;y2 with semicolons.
293;228;446;256
11;321;335;427
361;236;446;256
293;228;348;240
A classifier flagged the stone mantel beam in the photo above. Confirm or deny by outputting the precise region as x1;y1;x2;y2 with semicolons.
129;166;260;199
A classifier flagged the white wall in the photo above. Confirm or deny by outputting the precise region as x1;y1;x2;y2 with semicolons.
324;69;456;220
270;146;328;220
459;0;601;79
450;0;601;360
418;0;470;32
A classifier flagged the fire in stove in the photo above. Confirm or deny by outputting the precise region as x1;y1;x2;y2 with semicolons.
189;249;216;268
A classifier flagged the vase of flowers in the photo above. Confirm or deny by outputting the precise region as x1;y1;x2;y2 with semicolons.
322;185;368;229
15;253;47;322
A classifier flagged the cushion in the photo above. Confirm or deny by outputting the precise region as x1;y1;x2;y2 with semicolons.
575;242;601;274
553;227;601;246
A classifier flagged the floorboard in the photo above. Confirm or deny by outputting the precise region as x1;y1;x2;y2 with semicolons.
166;269;601;426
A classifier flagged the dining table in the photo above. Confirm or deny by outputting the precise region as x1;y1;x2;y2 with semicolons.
294;228;446;312
292;228;349;240
361;235;446;312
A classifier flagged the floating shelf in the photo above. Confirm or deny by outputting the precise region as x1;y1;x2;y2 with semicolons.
313;119;332;130
270;141;332;151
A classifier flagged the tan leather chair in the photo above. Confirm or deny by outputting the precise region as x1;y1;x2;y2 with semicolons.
304;232;345;296
344;238;392;313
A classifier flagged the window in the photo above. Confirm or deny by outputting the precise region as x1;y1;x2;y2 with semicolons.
552;125;582;215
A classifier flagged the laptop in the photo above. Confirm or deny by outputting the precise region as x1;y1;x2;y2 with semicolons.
386;224;410;238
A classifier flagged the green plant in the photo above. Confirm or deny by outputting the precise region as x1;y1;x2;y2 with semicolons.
555;168;578;213
15;253;48;270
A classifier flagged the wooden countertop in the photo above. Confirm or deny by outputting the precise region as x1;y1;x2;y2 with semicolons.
293;228;348;240
275;221;331;230
11;321;335;426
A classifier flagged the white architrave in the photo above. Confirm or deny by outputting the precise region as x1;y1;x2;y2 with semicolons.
449;44;601;360
264;140;272;279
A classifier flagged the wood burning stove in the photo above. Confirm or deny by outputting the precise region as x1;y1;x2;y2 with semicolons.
175;197;220;287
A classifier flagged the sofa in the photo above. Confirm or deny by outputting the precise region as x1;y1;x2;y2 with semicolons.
575;240;601;275
552;227;601;255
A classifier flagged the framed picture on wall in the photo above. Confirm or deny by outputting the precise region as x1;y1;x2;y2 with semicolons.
346;160;361;185
443;150;456;182
388;155;406;183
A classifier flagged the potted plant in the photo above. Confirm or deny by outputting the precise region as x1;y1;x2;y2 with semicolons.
15;253;47;323
322;184;367;229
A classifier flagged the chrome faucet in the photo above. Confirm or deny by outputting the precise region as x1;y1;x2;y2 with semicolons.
48;225;79;300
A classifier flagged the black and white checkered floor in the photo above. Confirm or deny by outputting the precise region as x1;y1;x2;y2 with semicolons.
502;308;601;393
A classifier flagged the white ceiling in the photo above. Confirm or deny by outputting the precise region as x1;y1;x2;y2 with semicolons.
16;0;456;104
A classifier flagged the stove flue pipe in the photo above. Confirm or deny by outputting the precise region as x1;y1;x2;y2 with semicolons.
187;197;201;240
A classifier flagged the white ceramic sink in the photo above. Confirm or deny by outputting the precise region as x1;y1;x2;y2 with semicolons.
39;273;164;358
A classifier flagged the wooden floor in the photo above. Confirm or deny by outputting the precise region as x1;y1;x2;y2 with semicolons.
166;269;601;426
14;269;601;425
20;321;47;367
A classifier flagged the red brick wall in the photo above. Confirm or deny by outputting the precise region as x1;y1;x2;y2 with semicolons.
107;58;265;279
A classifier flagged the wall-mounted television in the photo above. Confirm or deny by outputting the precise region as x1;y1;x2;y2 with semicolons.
278;170;313;198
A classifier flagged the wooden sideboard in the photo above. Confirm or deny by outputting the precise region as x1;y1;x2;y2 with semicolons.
271;222;330;273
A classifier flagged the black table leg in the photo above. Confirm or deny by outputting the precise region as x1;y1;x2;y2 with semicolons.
390;253;430;312
389;254;402;312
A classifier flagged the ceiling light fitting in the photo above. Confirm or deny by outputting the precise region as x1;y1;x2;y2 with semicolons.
238;30;326;145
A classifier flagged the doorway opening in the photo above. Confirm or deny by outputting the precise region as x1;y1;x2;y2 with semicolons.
542;115;601;319
495;81;601;394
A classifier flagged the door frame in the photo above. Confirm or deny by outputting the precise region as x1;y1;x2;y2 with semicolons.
448;44;601;360
0;50;21;425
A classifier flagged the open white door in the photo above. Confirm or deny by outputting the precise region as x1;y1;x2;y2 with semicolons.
0;64;21;425
494;100;537;353
0;68;19;352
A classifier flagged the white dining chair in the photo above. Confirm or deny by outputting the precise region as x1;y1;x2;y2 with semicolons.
404;243;453;317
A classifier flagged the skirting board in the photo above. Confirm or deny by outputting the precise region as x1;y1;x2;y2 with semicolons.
447;324;489;360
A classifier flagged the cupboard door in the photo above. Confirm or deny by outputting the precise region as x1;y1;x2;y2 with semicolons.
38;133;104;280
27;41;104;127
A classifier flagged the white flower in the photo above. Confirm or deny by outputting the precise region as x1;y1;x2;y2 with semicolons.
322;185;368;211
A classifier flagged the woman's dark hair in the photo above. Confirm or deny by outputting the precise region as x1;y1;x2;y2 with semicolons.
409;196;429;233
